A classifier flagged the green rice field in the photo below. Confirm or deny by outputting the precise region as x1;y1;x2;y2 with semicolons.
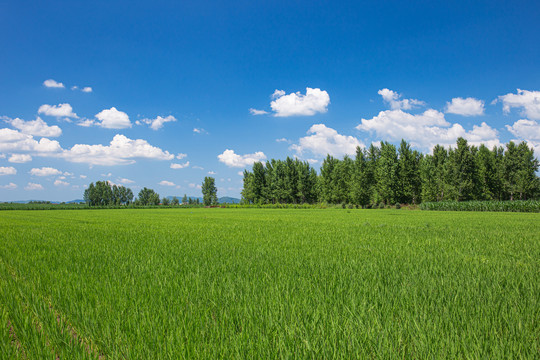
0;209;538;359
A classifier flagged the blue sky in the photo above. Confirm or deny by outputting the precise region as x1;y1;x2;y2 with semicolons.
1;0;539;201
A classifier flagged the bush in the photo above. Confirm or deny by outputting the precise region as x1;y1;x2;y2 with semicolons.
420;200;540;213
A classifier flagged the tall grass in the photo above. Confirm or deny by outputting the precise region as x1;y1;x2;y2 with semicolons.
0;209;538;358
420;200;540;212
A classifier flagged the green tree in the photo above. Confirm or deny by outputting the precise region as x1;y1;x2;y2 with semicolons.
202;177;218;206
161;197;170;206
182;194;188;204
376;142;399;205
138;187;160;205
171;197;179;205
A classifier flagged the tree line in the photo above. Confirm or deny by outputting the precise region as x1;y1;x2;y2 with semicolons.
241;138;540;206
83;177;219;207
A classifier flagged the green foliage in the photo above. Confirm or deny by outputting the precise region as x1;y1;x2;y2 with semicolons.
83;181;133;206
201;177;218;206
242;139;540;206
137;187;160;206
420;200;540;212
0;209;538;357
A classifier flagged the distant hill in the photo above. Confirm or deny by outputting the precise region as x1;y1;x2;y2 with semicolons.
165;195;240;204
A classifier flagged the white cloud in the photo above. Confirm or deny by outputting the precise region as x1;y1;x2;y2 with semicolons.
8;154;32;163
249;108;269;115
95;107;131;129
378;88;425;110
506;119;540;156
5;117;62;137
137;115;176;130
0;154;4;158
307;159;319;164
272;90;286;99
0;128;62;154
189;183;202;189
77;119;96;127
0;166;17;176
270;87;330;117
276;138;290;143
291;124;363;158
356;109;499;150
0;182;17;190
30;167;62;177
176;153;187;159
237;171;243;176
117;178;135;184
38;103;78;119
43;79;64;88
25;182;44;190
208;171;216;175
446;97;485;116
62;134;174;166
218;149;267;168
82;87;93;93
192;165;204;170
54;179;69;186
498;89;540;120
101;172;112;177
506;119;540;141
159;180;175;186
80;175;87;179
71;86;78;90
170;161;190;169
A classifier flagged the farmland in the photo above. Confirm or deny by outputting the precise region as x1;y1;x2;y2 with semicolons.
1;209;538;358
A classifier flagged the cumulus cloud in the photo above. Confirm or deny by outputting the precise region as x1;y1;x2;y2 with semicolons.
193;128;207;134
506;119;540;141
38;103;78;119
43;79;64;88
208;171;216;175
0;128;62;154
378;88;425;110
0;166;17;176
356;109;499;150
8;154;32;163
446;97;485;116
62;134;174;166
159;180;175;186
0;182;17;190
95;107;131;129
170;162;190;169
217;149;267;168
136;115;176;130
5;117;62;137
506;119;540;156
189;183;202;189
117;178;135;184
25;182;44;190
54;179;69;186
291;124;363;157
249;108;269;115
30;167;62;177
270;87;330;117
176;153;187;159
497;89;540;120
76;119;96;127
82;87;93;93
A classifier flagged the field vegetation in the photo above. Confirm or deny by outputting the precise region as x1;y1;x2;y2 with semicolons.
1;208;538;358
